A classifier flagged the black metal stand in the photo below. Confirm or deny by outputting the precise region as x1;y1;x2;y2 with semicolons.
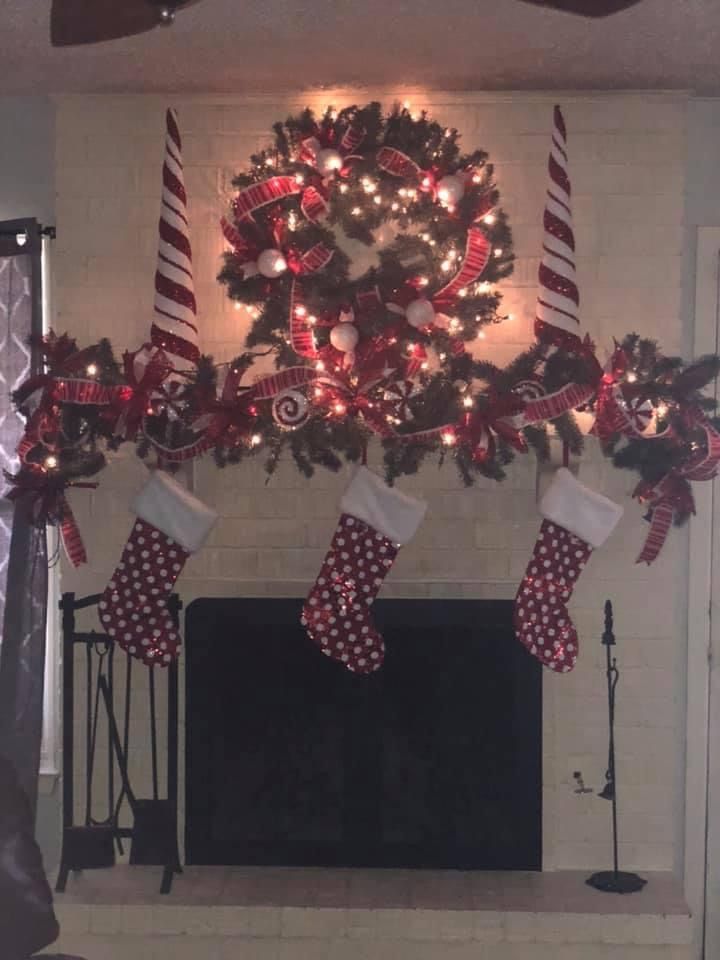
56;592;182;895
586;600;647;894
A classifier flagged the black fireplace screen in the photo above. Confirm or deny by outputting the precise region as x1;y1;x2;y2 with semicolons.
185;598;541;870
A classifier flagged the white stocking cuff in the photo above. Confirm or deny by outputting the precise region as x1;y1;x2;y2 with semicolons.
132;471;217;553
341;467;427;546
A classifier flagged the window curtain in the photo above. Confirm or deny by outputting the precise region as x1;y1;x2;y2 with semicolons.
0;222;48;818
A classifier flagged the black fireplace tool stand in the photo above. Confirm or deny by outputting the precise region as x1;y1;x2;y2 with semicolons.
56;591;182;895
586;599;646;894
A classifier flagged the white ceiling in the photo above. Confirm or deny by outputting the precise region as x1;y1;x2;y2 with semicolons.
3;0;720;95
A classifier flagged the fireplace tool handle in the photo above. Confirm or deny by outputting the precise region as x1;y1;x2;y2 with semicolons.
586;600;647;894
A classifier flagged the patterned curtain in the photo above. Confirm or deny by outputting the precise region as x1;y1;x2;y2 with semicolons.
0;230;49;816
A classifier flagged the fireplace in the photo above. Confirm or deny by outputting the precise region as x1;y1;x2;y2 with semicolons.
185;598;541;870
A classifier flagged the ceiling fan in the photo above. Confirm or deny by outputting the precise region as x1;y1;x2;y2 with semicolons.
50;0;204;47
517;0;643;16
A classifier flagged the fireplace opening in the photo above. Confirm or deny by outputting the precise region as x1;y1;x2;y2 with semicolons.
185;598;542;870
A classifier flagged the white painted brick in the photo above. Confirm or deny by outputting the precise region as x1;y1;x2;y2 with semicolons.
54;92;688;876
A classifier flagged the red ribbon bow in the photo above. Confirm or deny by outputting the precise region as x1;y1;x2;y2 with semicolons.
458;392;528;463
5;466;96;567
120;346;174;440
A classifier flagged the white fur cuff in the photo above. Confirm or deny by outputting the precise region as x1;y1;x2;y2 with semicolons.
341;467;427;545
540;467;623;549
132;471;218;554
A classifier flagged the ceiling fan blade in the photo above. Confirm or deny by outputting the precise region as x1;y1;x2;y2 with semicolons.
51;0;160;47
517;0;643;16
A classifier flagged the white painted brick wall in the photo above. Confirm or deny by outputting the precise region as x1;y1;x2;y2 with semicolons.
53;91;690;873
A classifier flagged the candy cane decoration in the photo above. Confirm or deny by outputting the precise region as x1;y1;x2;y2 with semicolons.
535;106;581;350
151;108;200;369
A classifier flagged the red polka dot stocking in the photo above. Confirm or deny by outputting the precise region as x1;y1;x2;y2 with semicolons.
100;519;189;666
302;467;427;675
513;468;623;674
98;471;217;667
514;520;592;673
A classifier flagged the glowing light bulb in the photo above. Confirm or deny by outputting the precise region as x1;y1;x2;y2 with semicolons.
334;402;346;415
458;288;467;298
422;177;432;188
314;387;324;398
480;281;491;293
339;184;349;194
308;315;317;325
493;248;503;257
44;455;58;469
441;260;452;272
250;434;262;447
626;372;638;383
330;110;338;120
86;363;98;377
656;402;668;417
403;100;411;110
439;352;447;361
315;360;325;371
477;330;486;340
418;276;429;287
441;431;456;446
398;188;407;198
421;361;429;371
391;202;400;211
373;195;382;205
463;395;474;408
449;318;460;332
351;206;361;216
234;301;243;311
483;214;496;225
295;305;307;317
265;157;275;167
472;174;482;184
294;173;305;185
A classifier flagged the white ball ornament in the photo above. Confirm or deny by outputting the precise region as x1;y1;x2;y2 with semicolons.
437;175;465;207
315;148;343;177
257;248;288;279
329;322;359;353
406;298;436;329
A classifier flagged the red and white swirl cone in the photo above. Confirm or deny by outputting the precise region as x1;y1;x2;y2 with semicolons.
150;108;200;370
535;106;581;351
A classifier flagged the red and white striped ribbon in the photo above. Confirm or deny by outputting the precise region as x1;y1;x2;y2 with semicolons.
151;108;200;369
300;185;329;223
59;497;88;567
535;106;581;347
289;280;318;358
376;146;422;180
523;381;595;426
636;497;675;566
252;366;318;400
433;229;491;305
233;176;301;220
297;242;334;275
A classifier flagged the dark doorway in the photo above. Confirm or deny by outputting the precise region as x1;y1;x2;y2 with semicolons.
185;598;541;870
